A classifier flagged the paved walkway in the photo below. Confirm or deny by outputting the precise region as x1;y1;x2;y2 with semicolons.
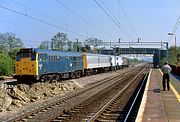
136;68;180;122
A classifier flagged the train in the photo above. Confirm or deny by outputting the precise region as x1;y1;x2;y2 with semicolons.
13;48;129;82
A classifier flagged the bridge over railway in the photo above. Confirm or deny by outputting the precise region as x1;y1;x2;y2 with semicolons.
98;41;168;66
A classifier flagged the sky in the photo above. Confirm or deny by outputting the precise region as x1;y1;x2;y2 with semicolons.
0;0;180;48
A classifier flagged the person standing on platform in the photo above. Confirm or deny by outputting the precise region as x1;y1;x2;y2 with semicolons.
161;61;172;91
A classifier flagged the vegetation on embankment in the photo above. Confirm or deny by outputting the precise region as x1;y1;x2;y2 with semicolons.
0;32;23;76
160;46;180;67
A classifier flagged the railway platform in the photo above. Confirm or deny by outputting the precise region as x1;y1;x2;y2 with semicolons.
136;68;180;122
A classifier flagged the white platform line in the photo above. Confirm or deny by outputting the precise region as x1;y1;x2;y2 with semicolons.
135;69;152;122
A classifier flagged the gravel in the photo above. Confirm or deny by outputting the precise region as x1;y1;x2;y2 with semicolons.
0;69;126;120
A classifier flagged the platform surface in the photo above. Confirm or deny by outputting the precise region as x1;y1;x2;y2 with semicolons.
136;68;180;122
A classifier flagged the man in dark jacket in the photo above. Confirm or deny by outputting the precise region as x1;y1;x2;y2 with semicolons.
161;62;172;91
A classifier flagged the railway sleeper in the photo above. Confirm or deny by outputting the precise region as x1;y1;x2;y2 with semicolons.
31;113;37;116
105;113;120;119
97;118;116;122
53;116;67;121
75;106;83;109
26;115;33;119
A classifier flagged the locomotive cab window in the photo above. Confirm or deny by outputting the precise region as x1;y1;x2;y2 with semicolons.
16;53;20;61
31;53;36;61
16;48;36;61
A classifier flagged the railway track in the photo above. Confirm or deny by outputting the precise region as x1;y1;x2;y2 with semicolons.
4;64;150;122
88;67;150;122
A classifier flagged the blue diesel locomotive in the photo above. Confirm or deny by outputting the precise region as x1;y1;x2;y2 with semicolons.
14;48;83;81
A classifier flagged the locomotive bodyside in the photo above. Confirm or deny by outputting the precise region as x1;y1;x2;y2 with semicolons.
35;49;84;80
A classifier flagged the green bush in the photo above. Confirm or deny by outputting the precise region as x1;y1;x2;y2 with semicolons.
0;53;13;76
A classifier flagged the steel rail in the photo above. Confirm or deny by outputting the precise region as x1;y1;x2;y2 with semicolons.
124;71;149;122
6;67;135;122
88;65;149;122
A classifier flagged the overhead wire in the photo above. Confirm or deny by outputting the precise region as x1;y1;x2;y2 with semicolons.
0;19;53;34
171;16;180;34
55;0;113;37
0;19;51;46
9;0;76;30
0;5;87;38
98;0;127;33
10;0;114;39
94;0;133;41
168;16;180;43
118;0;139;37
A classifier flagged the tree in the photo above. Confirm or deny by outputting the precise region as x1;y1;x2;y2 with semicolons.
51;32;68;50
0;53;13;75
81;44;91;52
168;46;176;65
168;46;180;66
67;40;73;51
85;37;103;53
8;48;20;60
0;32;23;52
0;32;23;75
0;45;6;53
39;40;50;49
85;37;103;49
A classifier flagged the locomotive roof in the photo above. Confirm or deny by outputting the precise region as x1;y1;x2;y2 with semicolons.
34;48;82;57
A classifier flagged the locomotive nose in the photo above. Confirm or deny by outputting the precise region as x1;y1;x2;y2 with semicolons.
16;58;37;75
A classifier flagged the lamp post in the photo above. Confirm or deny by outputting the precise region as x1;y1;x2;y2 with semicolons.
168;33;178;73
119;38;122;55
77;38;79;52
129;41;130;56
138;38;141;43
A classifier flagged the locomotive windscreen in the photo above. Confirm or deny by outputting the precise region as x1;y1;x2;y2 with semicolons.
16;48;36;61
20;48;32;53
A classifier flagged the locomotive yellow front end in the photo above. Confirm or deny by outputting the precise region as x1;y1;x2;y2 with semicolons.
14;48;38;81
